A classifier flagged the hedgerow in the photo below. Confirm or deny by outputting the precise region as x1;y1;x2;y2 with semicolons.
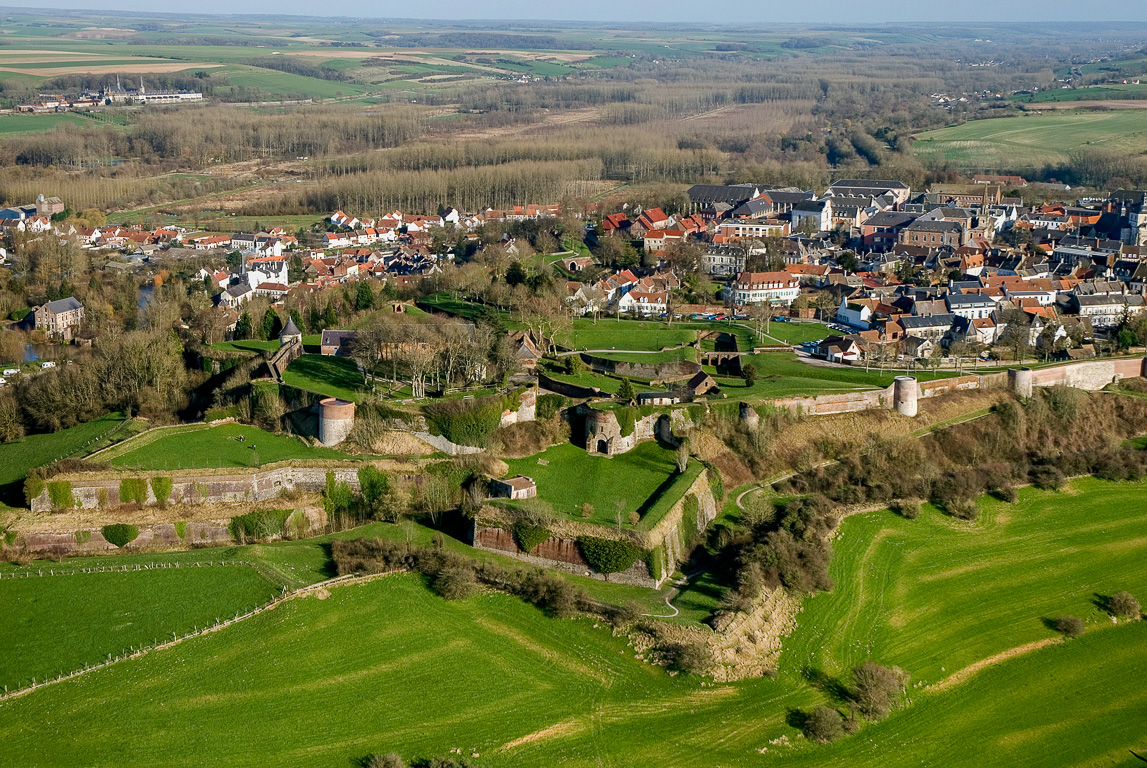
101;523;139;548
577;536;646;574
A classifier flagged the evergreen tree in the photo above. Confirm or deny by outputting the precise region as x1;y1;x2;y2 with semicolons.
506;261;527;287
356;281;374;311
261;308;282;341
617;377;636;403
235;311;253;340
323;303;338;329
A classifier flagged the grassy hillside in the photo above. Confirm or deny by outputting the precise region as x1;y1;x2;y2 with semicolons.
0;564;279;690
0;479;1143;766
781;477;1147;684
912;110;1147;169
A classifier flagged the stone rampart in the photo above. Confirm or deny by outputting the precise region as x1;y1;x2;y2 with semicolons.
30;463;364;514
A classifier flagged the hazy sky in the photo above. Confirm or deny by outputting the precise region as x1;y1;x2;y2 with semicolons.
27;0;1147;23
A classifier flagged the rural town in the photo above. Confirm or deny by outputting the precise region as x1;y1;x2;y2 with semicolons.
0;7;1143;768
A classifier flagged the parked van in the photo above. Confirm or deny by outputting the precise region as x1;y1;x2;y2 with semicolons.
40;361;56;370
2;368;17;376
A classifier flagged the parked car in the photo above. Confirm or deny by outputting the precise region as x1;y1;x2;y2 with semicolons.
40;361;56;369
2;368;17;376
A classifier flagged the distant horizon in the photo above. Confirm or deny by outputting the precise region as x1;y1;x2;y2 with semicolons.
4;1;1147;25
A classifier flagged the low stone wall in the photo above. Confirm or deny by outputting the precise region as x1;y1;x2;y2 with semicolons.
30;463;364;514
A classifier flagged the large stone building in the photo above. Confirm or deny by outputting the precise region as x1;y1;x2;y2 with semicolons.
728;271;800;306
34;296;84;340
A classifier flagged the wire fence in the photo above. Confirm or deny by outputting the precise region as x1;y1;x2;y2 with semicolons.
0;570;377;703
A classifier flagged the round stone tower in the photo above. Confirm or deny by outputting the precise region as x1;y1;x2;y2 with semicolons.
279;317;303;348
1009;367;1034;400
318;397;355;446
893;376;919;417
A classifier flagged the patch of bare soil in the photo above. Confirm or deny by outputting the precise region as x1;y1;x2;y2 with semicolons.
929;638;1062;692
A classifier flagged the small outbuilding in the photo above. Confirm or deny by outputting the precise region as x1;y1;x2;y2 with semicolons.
492;475;537;500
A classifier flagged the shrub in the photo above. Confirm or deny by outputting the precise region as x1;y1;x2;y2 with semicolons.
425;395;505;448
992;485;1018;503
229;509;291;542
536;393;568;421
101;524;139;548
119;477;149;506
9;307;29;322
512;521;550;553
627;511;640;525
1107;590;1141;618
852;661;908;720
892;499;919;520
151;477;174;508
358;465;391;519
174;521;187;540
577;536;645;574
947;498;977;521
431;558;480;600
365;754;407;768
47;481;74;511
804;705;844;743
74;530;91;545
97;488;108;508
1030;464;1066;490
580;503;594;518
1052;615;1085;638
666;641;712;675
24;475;44;506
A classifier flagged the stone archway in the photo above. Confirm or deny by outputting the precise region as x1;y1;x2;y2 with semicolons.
596;439;609;455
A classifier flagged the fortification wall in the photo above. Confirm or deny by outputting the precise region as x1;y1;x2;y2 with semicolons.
30;464;363;514
768;357;1147;418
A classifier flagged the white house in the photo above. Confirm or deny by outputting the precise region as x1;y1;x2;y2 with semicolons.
617;290;668;316
729;271;800;306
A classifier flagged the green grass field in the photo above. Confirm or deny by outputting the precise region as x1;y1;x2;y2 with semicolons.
0;565;279;690
0;112;103;135
759;321;831;345
1011;83;1147;103
109;422;353;469
912;110;1147;169
0;414;127;500
503;441;681;525
282;354;365;401
780;477;1147;684
558;319;697;351
0;459;1144;765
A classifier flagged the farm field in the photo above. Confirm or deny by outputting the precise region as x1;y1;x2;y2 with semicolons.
108;422;354;469
911;110;1147;169
0;564;279;691
1011;83;1147;103
0;112;106;134
503;441;683;525
282;354;366;401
